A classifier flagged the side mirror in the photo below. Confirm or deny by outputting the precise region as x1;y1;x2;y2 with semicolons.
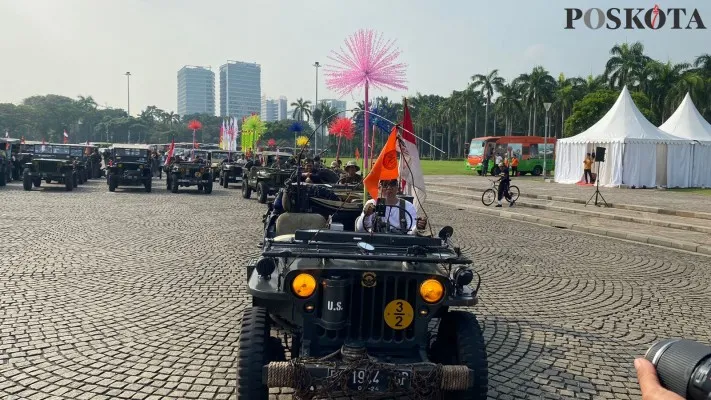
438;226;454;240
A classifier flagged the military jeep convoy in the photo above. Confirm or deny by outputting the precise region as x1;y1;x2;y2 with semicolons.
1;138;489;399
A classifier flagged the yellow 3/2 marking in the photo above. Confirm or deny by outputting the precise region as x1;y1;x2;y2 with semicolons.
383;299;414;330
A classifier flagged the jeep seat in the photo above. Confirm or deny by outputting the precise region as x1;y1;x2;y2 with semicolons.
275;212;327;236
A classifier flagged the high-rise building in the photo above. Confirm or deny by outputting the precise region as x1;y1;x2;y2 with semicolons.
311;99;347;118
177;66;215;116
219;61;261;118
277;96;288;121
261;96;289;122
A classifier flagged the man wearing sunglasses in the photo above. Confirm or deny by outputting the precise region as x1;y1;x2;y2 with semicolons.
355;178;427;235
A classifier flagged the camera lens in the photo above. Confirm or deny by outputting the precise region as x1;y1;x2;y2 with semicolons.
645;339;711;399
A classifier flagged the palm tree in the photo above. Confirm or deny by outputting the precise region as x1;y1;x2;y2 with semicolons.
555;74;586;137
644;61;690;122
515;66;556;136
470;70;504;137
494;84;523;136
163;111;179;126
290;98;312;122
693;54;711;76
604;42;651;89
77;95;97;111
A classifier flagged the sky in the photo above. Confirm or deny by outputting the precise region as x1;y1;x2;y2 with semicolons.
1;0;709;115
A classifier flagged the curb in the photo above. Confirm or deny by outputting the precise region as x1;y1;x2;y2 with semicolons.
428;189;711;235
428;198;711;256
427;183;711;221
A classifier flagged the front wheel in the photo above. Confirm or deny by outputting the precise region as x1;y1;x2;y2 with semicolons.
32;178;41;188
531;165;542;176
204;180;213;194
508;185;520;202
236;307;278;400
481;189;496;206
257;182;268;204
431;311;488;400
171;174;179;193
145;179;152;193
242;180;252;198
22;169;32;191
108;175;116;192
65;173;74;191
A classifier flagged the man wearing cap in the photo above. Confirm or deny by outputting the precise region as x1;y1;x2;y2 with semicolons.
338;161;362;185
356;178;427;235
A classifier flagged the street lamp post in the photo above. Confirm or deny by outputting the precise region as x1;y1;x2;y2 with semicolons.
313;61;321;156
125;72;131;143
543;102;552;180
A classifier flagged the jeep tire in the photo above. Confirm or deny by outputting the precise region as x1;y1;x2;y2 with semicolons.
32;178;41;188
204;179;213;194
22;169;32;191
242;179;251;198
431;311;488;400
0;168;5;186
108;174;116;192
145;178;152;193
257;182;268;204
236;306;284;400
171;174;179;193
65;173;74;191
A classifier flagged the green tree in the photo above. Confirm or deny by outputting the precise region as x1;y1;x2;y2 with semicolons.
604;42;651;89
290;98;312;122
564;89;654;137
470;69;504;137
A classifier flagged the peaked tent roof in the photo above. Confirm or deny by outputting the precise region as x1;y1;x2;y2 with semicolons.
560;86;691;144
658;92;711;142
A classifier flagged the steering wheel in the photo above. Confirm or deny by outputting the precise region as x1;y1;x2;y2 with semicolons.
370;203;415;234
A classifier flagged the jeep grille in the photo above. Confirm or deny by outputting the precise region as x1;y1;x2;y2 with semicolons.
317;274;418;343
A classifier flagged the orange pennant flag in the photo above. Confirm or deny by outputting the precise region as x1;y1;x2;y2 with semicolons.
363;126;399;200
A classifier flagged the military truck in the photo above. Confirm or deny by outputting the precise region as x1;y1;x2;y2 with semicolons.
242;150;294;203
21;143;78;191
237;190;488;399
105;144;153;192
166;149;213;194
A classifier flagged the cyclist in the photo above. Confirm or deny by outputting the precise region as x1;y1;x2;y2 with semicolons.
495;166;516;208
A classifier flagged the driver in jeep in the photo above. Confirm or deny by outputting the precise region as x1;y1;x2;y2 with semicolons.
356;178;427;235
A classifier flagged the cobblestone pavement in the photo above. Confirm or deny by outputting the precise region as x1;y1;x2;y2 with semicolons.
1;179;710;400
426;175;711;213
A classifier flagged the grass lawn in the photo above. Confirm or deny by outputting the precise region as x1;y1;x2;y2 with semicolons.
419;159;476;175
668;188;711;196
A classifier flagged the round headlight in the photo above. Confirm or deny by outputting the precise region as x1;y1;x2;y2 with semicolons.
420;279;444;304
291;273;317;298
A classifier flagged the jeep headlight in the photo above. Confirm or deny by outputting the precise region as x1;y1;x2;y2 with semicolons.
420;279;444;303
118;163;123;168
291;273;317;298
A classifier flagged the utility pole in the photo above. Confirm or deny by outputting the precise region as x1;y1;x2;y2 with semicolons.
125;72;131;142
313;62;321;155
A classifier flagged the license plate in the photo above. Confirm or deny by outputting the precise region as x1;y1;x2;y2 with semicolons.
326;368;411;392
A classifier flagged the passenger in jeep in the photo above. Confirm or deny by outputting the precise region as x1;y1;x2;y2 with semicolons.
356;178;427;234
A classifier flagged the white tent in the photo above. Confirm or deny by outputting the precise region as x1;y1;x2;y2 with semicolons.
659;92;711;187
555;86;694;188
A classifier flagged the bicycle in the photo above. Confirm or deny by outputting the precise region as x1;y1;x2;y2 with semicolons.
481;178;520;206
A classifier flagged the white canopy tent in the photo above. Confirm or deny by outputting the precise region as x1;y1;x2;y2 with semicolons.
659;92;711;188
555;87;694;188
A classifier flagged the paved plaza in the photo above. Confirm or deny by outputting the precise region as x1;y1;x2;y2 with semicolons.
1;179;710;399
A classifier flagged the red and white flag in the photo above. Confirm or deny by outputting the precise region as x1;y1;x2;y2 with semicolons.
398;98;426;211
164;139;175;166
63;130;69;144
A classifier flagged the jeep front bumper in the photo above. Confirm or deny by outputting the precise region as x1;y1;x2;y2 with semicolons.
263;359;473;394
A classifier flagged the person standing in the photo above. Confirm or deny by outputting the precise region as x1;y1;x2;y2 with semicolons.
511;156;519;176
583;153;593;184
495;167;515;207
481;153;490;177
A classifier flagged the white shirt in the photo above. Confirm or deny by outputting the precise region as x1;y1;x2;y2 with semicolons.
356;198;418;235
495;155;503;166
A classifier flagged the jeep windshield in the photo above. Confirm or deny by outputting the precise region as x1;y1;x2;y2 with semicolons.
34;145;70;155
211;152;229;160
115;148;147;157
70;148;84;157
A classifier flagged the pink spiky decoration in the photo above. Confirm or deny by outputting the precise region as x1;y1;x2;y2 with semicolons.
325;29;407;175
267;138;276;147
325;29;408;96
